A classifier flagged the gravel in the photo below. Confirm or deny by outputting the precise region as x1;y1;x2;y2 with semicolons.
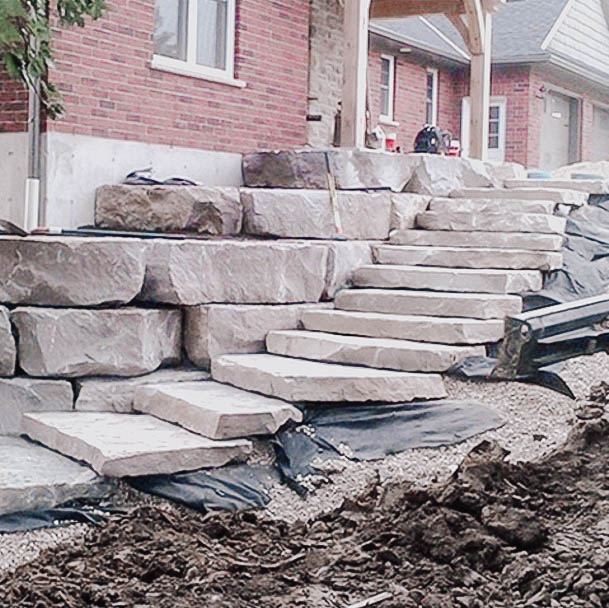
2;353;608;573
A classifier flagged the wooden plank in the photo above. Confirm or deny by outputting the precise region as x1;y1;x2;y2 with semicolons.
463;0;485;54
341;0;370;148
370;0;465;19
448;14;471;52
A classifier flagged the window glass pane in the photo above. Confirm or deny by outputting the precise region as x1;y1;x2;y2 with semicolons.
381;87;390;117
489;105;500;120
489;121;499;135
427;73;434;101
154;0;188;60
426;101;433;125
381;58;391;87
197;0;229;69
489;135;499;149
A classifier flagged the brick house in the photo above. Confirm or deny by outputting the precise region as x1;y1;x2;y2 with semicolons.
1;0;609;229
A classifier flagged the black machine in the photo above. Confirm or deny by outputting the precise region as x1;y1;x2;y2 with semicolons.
413;125;452;154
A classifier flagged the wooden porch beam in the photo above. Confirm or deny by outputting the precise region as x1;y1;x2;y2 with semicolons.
370;0;465;19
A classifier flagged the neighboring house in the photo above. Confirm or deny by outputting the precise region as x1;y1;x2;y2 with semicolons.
1;0;609;229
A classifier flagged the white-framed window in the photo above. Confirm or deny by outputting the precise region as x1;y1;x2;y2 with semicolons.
426;69;438;125
461;96;507;161
380;55;395;122
152;0;243;87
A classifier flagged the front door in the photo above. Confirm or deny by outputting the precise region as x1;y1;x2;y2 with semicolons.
540;91;580;170
461;97;507;161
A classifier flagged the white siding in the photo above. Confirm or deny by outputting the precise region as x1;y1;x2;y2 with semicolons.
548;0;609;74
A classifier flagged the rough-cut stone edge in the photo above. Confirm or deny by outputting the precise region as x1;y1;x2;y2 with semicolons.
0;306;16;377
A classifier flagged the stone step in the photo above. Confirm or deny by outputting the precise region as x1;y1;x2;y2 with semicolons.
0;436;107;516
22;412;252;477
133;381;302;440
374;245;563;271
504;178;609;195
353;265;542;294
452;187;587;206
211;353;447;403
301;309;505;345
336;288;521;320
429;197;555;215
390;229;564;251
416;211;567;235
266;330;485;373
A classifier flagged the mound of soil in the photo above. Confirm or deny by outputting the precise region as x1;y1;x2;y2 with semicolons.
3;418;609;608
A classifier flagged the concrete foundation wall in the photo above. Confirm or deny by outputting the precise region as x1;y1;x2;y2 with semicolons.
0;132;28;227
42;133;243;228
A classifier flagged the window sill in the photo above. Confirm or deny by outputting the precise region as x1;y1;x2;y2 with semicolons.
151;56;247;89
379;117;400;127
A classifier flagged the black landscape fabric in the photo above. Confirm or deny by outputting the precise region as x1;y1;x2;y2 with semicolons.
0;507;107;534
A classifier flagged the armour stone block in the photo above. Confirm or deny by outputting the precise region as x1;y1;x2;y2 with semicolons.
0;236;147;307
452;188;587;206
0;306;15;376
504;178;609;195
12;308;181;378
320;240;375;299
390;194;431;231
95;185;242;235
23;412;252;477
141;241;328;305
429;197;555;215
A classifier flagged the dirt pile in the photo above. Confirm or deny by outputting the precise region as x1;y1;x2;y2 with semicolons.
2;416;609;607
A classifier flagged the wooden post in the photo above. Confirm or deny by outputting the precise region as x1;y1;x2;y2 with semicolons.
469;11;492;160
341;0;370;148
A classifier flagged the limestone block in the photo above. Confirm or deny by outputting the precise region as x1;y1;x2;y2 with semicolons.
0;236;147;307
504;178;609;195
266;330;485;373
212;353;448;403
485;161;527;184
429;197;555;215
75;368;210;413
353;265;543;294
141;241;328;305
243;149;417;191
12;307;181;378
0;306;16;376
405;154;493;196
241;189;391;239
374;245;563;271
390;193;431;231
184;303;332;368
416;211;567;235
452;188;587;206
389;229;565;252
553;160;609;180
23;412;252;477
0;437;106;516
302;309;505;345
134;381;303;439
0;377;73;435
336;289;522;320
95;185;243;235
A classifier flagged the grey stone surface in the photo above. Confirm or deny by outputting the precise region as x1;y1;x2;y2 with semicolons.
390;229;565;251
374;244;563;271
484;161;527;184
452;187;587;206
353;265;543;294
302;309;505;345
134;381;302;439
142;241;328;305
95;185;243;235
504;178;609;194
0;306;15;376
390;193;431;231
12;307;181;378
184;303;332;368
416;211;567;235
266;330;485;373
0;236;147;307
0;437;106;516
429;197;555;215
405;154;493;196
242;149;417;191
212;353;447;403
75;368;210;413
23;412;252;477
553;160;609;179
0;377;73;435
336;288;522;320
320;240;374;299
241;189;391;240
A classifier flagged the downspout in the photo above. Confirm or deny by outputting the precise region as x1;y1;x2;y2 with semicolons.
25;76;42;231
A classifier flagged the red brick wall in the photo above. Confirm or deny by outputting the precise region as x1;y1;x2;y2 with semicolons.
46;0;310;152
0;63;28;133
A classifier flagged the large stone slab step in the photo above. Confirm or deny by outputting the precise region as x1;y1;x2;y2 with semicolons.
429;197;555;215
0;436;107;516
211;353;447;403
22;412;252;477
336;288;521;320
134;381;302;440
452;187;587;206
374;244;563;271
266;330;485;373
504;178;609;195
416;211;567;235
390;229;564;251
302;309;505;345
353;265;542;294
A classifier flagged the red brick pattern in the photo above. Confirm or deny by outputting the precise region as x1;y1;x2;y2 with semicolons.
0;63;28;133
